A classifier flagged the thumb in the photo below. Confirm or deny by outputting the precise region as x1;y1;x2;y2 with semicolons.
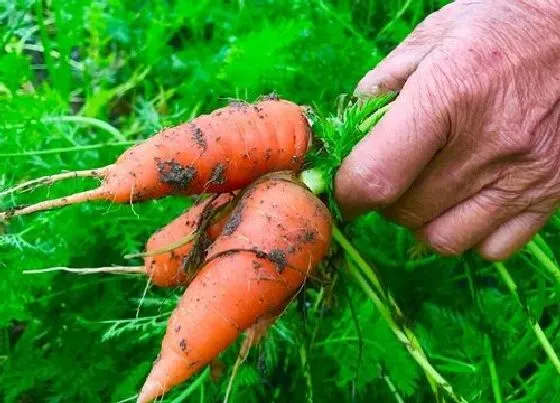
335;69;450;218
355;5;452;97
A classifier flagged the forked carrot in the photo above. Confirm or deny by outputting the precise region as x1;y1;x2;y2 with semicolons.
137;172;332;402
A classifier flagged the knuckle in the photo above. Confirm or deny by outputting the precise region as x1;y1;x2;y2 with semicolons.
500;130;535;156
422;49;486;123
478;185;526;209
478;189;511;207
341;158;401;208
383;68;410;91
335;162;400;210
361;171;401;207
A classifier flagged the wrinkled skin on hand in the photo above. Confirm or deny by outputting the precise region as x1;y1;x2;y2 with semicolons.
335;0;560;260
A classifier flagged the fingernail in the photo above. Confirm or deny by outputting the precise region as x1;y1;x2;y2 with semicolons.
354;83;379;98
356;83;386;99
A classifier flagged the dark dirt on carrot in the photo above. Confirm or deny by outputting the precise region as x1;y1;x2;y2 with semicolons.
222;207;243;236
155;159;197;188
303;230;316;242
263;93;279;101
210;163;227;185
182;234;210;272
229;100;248;108
267;249;287;273
140;193;234;287
190;124;207;151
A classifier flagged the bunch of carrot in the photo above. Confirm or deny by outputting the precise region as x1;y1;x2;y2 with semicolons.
2;98;332;402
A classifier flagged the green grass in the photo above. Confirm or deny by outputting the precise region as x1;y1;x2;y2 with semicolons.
1;1;559;402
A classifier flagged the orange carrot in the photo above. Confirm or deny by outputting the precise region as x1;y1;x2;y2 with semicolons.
0;98;310;220
143;193;234;287
137;173;332;402
23;193;235;287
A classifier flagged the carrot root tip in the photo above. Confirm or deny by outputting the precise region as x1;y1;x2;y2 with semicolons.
0;188;109;220
137;380;164;403
0;166;110;198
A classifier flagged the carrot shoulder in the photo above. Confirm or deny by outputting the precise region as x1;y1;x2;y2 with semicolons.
138;173;332;402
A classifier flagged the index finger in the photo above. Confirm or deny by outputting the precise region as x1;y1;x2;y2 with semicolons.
335;72;450;218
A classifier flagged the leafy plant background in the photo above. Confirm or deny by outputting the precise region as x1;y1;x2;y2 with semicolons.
1;0;559;402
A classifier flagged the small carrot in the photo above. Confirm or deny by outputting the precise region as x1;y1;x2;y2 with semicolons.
143;193;234;287
0;98;310;220
137;172;332;403
23;193;235;287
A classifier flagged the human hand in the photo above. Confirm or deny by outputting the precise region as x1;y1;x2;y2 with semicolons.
335;0;560;260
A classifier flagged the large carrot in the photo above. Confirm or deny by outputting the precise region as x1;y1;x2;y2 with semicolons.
23;193;235;287
137;173;332;403
0;98;310;220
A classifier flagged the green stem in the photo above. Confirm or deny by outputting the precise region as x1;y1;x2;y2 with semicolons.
396;228;408;265
405;255;439;269
332;227;383;293
299;344;314;403
199;380;205;403
429;354;477;373
36;0;56;91
532;322;560;372
525;240;560;286
484;335;502;403
43;116;126;141
334;226;466;403
1;116;128;142
549;214;560;230
348;262;462;402
358;104;391;133
300;168;328;195
316;0;362;38
23;266;145;275
378;364;405;403
377;0;412;38
493;262;560;375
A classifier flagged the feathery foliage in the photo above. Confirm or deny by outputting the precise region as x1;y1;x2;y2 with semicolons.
1;1;559;402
